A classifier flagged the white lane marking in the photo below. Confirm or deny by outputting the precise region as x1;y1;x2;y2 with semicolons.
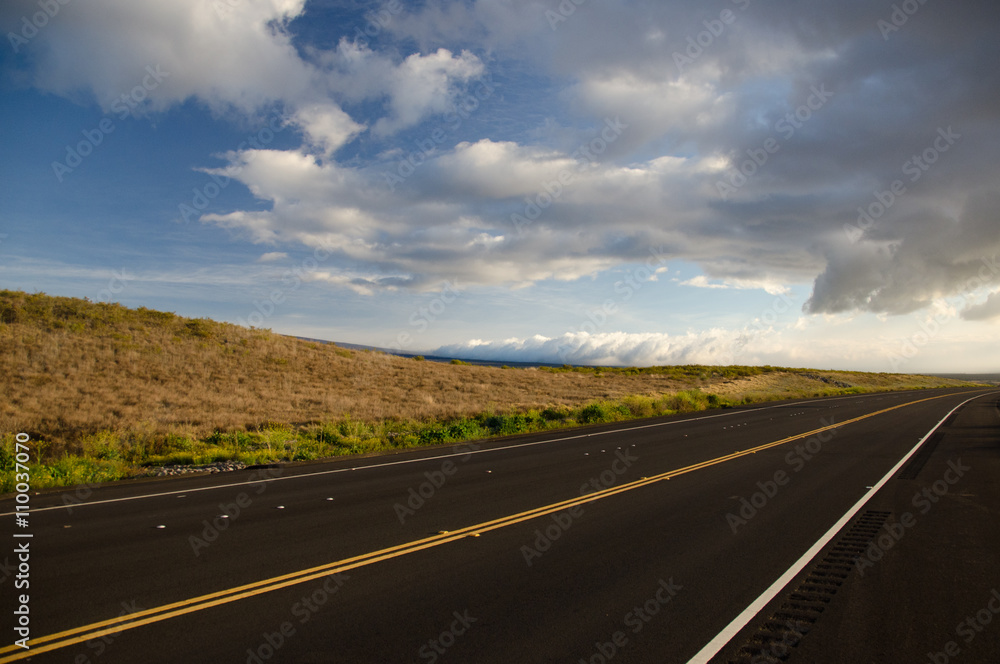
1;390;973;516
684;390;999;664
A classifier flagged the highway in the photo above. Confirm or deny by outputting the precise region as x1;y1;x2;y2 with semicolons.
2;388;998;663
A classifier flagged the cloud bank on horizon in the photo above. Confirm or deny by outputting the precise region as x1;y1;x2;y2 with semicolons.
2;0;998;369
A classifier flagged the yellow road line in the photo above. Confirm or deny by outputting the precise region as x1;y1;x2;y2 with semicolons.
0;393;951;662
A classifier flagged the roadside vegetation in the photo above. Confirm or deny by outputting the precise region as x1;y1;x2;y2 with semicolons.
0;389;724;491
0;289;979;491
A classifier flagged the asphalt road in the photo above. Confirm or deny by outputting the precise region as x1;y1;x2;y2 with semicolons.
2;387;998;663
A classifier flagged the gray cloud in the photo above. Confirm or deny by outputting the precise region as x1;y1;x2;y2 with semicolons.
806;189;1000;314
962;292;1000;322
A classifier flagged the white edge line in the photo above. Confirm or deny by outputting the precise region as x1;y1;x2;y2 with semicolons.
684;390;998;664
0;390;971;517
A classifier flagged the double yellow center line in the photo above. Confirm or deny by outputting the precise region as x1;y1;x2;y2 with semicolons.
0;394;952;662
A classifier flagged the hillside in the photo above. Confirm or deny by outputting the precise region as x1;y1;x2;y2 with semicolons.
0;289;977;489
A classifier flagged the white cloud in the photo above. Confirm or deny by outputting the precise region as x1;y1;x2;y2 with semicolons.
302;270;414;296
293;103;366;156
680;275;791;295
572;72;732;146
5;0;484;161
372;48;484;136
434;330;768;367
433;140;575;198
10;0;315;114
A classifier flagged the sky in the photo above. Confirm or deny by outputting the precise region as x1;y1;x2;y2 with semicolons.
1;0;998;373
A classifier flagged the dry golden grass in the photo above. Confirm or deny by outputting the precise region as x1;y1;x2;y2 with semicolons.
0;289;975;458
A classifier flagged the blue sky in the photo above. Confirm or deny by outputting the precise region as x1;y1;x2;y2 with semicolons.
1;0;998;372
